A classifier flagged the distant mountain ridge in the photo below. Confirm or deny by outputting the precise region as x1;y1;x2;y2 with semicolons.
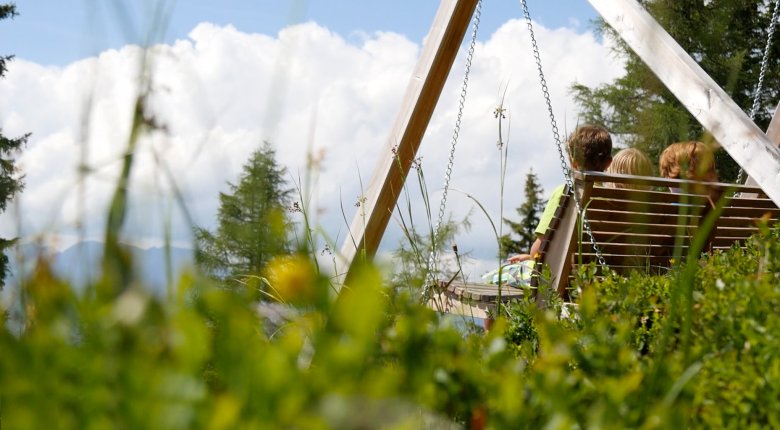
7;241;195;296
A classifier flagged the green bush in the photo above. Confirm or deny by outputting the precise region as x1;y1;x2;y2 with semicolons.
516;224;780;428
3;227;780;428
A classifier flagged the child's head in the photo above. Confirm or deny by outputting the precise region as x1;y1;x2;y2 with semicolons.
659;141;717;182
606;148;653;177
567;124;613;171
605;148;654;190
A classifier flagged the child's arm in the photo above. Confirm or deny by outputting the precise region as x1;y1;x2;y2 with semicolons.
507;236;543;263
507;253;532;263
529;236;542;259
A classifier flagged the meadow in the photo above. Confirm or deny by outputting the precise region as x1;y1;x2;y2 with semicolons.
4;2;780;428
3;200;780;428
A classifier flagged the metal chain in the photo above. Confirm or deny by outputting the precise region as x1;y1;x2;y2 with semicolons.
521;0;607;269
737;0;780;184
423;0;482;298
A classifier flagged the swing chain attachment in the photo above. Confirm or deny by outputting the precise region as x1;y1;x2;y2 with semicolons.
423;0;483;301
738;0;780;184
520;0;608;269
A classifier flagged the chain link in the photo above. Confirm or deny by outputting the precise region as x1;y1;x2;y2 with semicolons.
737;0;780;184
422;0;482;299
521;0;607;269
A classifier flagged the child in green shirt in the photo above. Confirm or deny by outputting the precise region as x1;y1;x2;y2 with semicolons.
508;124;613;264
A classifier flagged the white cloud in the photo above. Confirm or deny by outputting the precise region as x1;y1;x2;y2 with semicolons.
0;18;624;277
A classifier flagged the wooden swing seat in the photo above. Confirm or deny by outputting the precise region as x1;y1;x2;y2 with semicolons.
430;278;524;320
537;171;780;299
433;171;780;317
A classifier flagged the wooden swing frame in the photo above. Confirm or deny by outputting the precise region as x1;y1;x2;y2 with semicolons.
336;0;780;290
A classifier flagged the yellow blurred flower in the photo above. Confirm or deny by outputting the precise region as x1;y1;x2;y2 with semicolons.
264;255;317;304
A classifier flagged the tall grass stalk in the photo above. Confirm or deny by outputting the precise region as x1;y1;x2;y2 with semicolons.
390;154;444;309
292;107;326;273
100;71;152;300
494;86;510;316
384;143;476;317
336;163;368;287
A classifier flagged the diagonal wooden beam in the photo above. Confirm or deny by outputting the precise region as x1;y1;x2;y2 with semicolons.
745;101;780;189
337;0;479;284
589;0;780;205
766;101;780;144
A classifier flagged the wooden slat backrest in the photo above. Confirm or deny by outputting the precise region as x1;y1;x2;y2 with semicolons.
539;171;780;299
531;185;583;298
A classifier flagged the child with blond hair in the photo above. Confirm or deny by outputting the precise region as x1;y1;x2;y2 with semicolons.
604;147;654;190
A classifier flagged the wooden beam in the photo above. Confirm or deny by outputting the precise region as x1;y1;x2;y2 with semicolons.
588;0;780;205
766;101;780;144
336;0;479;285
745;101;780;189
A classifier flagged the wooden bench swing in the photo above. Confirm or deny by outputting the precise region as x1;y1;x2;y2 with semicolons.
429;0;780;319
433;171;780;319
536;172;780;296
337;0;780;322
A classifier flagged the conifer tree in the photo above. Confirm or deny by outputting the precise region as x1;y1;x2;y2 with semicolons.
0;4;29;288
500;169;545;258
194;142;293;283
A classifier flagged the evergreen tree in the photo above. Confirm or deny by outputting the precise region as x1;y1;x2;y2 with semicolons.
572;0;780;181
195;142;293;283
500;169;545;258
0;4;29;288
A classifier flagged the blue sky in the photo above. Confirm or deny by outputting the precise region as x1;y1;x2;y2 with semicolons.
3;1;600;65
0;1;622;278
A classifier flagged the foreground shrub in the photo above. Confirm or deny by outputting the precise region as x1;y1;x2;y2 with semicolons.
2;228;780;428
507;224;780;428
